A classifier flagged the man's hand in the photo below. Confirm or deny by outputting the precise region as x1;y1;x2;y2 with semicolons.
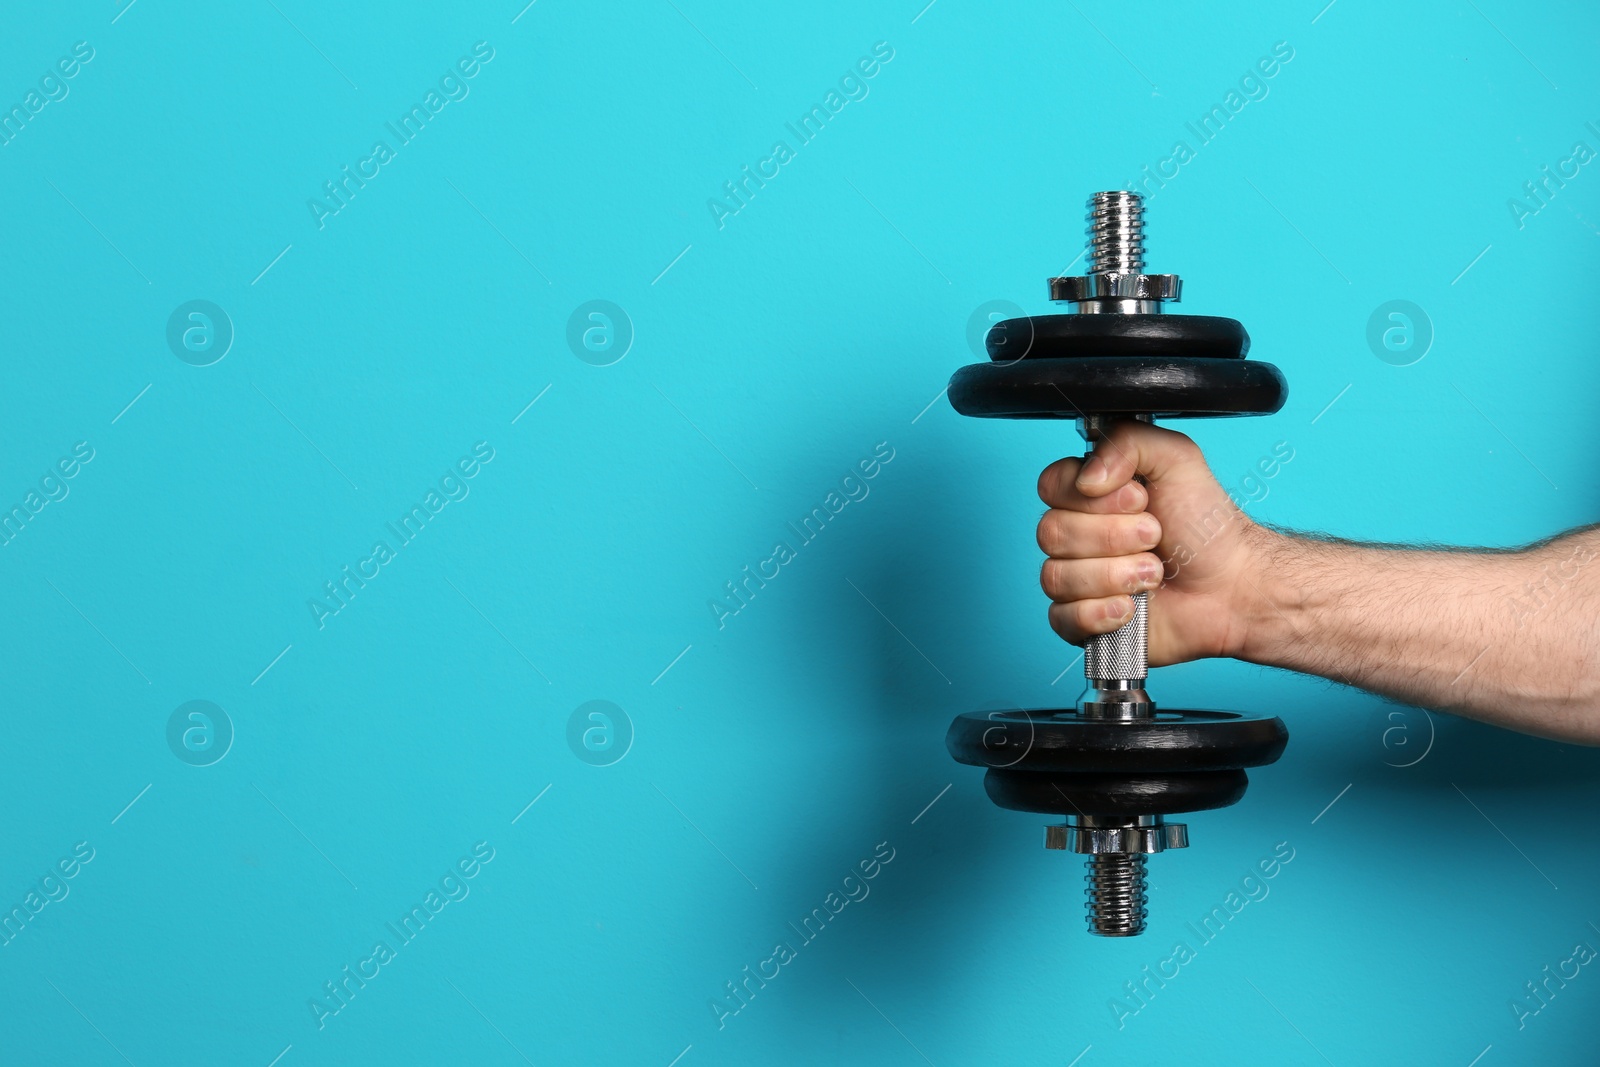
1034;419;1600;743
1036;420;1267;666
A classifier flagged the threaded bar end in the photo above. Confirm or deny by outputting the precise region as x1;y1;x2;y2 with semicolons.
1086;191;1145;275
1085;853;1148;937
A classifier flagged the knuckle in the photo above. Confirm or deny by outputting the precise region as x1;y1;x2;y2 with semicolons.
1040;510;1086;557
1038;458;1078;503
1039;559;1062;597
1042;559;1083;600
1035;512;1059;553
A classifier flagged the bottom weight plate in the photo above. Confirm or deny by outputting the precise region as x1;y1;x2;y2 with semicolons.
946;708;1288;774
984;767;1249;816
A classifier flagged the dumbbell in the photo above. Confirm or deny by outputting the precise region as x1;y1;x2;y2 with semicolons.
944;190;1289;937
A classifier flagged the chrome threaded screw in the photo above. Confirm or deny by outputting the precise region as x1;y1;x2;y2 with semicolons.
1086;854;1148;936
1047;816;1187;938
1050;191;1181;314
1087;189;1146;274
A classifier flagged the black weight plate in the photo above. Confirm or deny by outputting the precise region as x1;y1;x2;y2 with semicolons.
984;767;1250;816
947;708;1288;774
986;314;1249;362
948;356;1287;420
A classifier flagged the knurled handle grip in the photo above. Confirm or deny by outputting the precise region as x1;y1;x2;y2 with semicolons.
1085;591;1148;681
1081;441;1148;683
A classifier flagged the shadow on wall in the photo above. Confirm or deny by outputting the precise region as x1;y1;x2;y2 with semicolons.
803;430;1032;1011
699;425;1025;1034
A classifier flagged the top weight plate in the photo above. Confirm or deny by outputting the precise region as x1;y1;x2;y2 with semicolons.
987;314;1250;362
949;355;1288;420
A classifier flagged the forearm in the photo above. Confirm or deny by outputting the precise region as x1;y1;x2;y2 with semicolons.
1236;526;1600;743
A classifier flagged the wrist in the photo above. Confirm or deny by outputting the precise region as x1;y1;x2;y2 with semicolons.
1227;524;1302;665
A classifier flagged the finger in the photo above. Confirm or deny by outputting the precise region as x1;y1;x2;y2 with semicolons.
1048;596;1137;645
1041;553;1163;602
1074;420;1209;498
1038;457;1148;513
1037;509;1162;559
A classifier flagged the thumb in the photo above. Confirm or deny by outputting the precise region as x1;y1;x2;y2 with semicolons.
1073;420;1213;498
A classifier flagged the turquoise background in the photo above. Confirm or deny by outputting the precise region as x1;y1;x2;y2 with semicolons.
0;0;1596;1063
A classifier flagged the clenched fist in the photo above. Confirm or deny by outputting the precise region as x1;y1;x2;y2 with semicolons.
1035;420;1270;666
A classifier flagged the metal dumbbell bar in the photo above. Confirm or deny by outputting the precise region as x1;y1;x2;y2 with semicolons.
944;191;1289;936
